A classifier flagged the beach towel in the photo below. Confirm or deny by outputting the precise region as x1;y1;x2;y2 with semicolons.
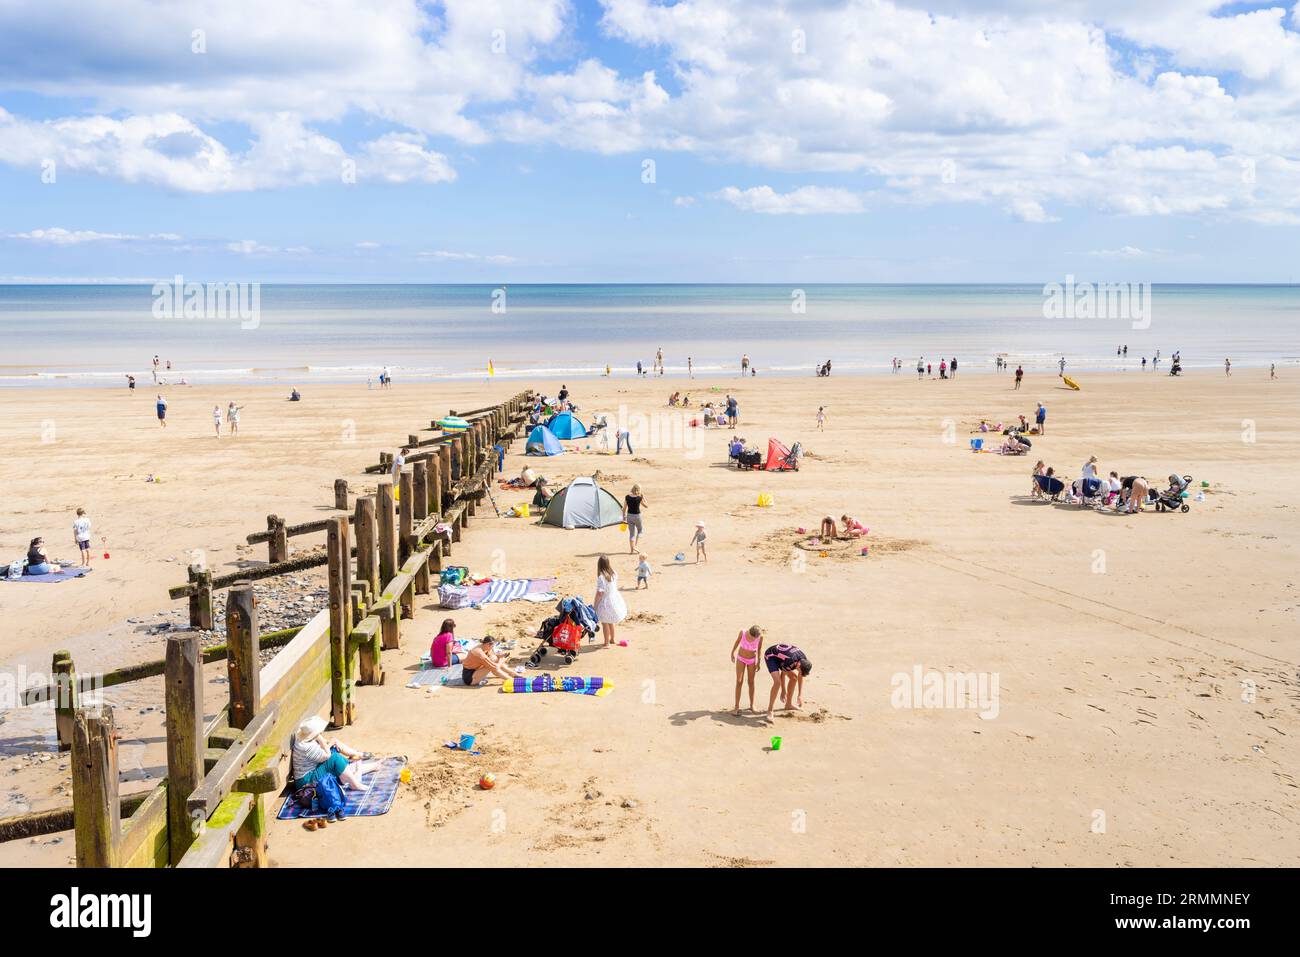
2;565;92;583
465;577;557;605
406;665;465;688
501;675;613;697
276;755;407;820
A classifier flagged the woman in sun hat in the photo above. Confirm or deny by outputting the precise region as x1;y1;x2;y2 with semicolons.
291;716;376;794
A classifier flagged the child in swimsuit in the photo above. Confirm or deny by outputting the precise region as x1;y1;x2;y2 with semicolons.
730;626;763;714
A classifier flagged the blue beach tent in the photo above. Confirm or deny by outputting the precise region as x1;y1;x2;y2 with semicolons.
547;411;588;439
526;425;563;456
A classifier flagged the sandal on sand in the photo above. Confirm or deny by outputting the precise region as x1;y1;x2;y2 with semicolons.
303;819;323;831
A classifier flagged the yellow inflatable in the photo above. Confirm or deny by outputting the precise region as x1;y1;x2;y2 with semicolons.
1062;375;1081;391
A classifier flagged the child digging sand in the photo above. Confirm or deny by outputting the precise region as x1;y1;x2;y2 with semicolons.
731;625;763;714
635;553;651;589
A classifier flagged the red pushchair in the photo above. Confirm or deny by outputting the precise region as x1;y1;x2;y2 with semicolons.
527;597;598;666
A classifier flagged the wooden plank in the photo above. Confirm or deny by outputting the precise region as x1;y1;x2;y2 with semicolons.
377;481;397;588
175;792;252;869
186;703;279;818
169;552;329;598
165;634;204;864
260;607;329;703
234;744;284;795
247;517;331;544
226;583;260;730
118;783;169;868
70;705;119;867
0;790;151;845
355;495;378;596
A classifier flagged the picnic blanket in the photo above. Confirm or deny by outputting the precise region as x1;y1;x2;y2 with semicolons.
466;577;557;605
501;675;612;697
276;756;407;820
3;565;93;583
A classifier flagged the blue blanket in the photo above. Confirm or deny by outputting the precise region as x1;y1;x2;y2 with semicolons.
3;566;93;583
277;756;407;820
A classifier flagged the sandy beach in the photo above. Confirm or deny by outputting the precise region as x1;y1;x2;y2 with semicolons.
1;368;1297;868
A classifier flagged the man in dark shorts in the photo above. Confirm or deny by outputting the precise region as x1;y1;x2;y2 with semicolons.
1014;365;1023;389
1035;402;1046;434
460;636;514;687
155;394;167;427
764;643;812;722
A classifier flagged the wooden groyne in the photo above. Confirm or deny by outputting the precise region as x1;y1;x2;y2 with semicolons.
0;391;533;866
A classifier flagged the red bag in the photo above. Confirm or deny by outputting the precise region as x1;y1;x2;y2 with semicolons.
551;621;582;652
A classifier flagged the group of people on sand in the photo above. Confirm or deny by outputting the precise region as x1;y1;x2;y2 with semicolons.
816;515;867;540
211;402;243;437
1031;457;1186;513
915;356;959;379
730;626;813;722
15;507;96;576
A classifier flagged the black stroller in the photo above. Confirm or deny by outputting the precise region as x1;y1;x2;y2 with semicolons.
1153;474;1192;513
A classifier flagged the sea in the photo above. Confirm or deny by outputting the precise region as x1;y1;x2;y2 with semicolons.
1;283;1296;388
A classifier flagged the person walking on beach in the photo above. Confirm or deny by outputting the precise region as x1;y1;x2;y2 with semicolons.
1059;356;1067;376
816;406;826;431
593;555;627;647
731;625;763;715
152;355;160;383
1271;363;1276;379
227;402;241;436
687;356;693;379
1014;365;1024;389
951;357;958;377
1225;358;1232;376
926;362;932;376
155;394;167;428
1035;402;1047;434
126;374;135;394
72;507;93;567
688;520;708;563
1142;357;1147;371
939;359;947;379
212;404;224;438
726;393;739;429
741;354;750;377
656;348;664;375
917;357;924;379
637;360;643;376
635;553;652;590
623;484;646;553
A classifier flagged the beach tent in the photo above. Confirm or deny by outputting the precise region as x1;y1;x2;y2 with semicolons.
540;477;624;529
764;438;798;472
526;425;563;456
547;411;588;439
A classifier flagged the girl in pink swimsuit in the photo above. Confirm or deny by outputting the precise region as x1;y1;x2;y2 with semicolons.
730;626;763;714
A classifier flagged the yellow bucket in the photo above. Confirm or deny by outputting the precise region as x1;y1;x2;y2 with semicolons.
519;504;530;518
757;492;773;507
619;522;628;531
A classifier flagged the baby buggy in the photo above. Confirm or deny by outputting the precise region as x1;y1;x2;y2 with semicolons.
1153;474;1192;513
528;596;599;666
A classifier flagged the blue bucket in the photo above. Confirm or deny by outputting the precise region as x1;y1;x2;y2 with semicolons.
971;438;984;451
458;734;476;750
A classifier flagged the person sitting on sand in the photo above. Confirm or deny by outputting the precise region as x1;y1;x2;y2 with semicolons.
764;643;812;722
818;516;838;540
532;480;553;508
291;716;378;795
460;636;514;686
731;625;763;714
702;403;716;427
668;391;680;407
430;618;462;669
840;515;867;537
1000;435;1028;455
24;537;60;575
289;389;301;401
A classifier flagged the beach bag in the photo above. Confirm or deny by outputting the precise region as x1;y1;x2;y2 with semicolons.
438;584;471;609
6;561;23;580
313;774;345;817
292;783;318;811
440;566;469;586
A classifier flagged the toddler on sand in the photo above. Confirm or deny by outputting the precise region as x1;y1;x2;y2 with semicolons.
635;553;651;589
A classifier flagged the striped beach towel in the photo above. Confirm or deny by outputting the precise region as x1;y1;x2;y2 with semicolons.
465;577;557;605
501;675;612;697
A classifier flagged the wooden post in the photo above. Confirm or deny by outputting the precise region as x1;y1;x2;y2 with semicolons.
327;515;353;726
429;455;442;517
437;445;451;504
354;495;378;596
52;651;77;752
165;633;204;864
413;463;431;598
334;479;349;510
70;705;119;867
233;795;268;868
399;471;414;565
188;565;214;630
377;482;397;587
225;583;259;731
267;515;289;564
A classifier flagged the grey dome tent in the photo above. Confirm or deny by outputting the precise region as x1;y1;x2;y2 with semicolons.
540;476;624;529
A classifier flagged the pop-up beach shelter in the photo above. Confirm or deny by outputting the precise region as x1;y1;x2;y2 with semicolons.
541;477;624;528
526;425;563;456
547;411;588;439
764;438;798;471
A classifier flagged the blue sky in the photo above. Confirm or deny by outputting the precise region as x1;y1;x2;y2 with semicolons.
2;0;1299;283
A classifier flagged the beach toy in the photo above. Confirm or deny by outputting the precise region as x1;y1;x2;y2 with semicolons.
519;504;530;518
619;522;627;531
796;527;806;534
618;639;628;647
399;767;411;784
819;551;829;558
479;773;496;790
675;552;685;562
770;736;782;751
103;552;110;559
1201;480;1209;487
971;438;984;451
457;734;477;751
394;485;400;501
860;547;870;556
757;492;774;507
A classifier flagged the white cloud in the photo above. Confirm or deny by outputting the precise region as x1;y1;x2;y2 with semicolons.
712;186;867;215
5;227;183;244
226;239;277;255
418;250;517;263
1089;245;1148;258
